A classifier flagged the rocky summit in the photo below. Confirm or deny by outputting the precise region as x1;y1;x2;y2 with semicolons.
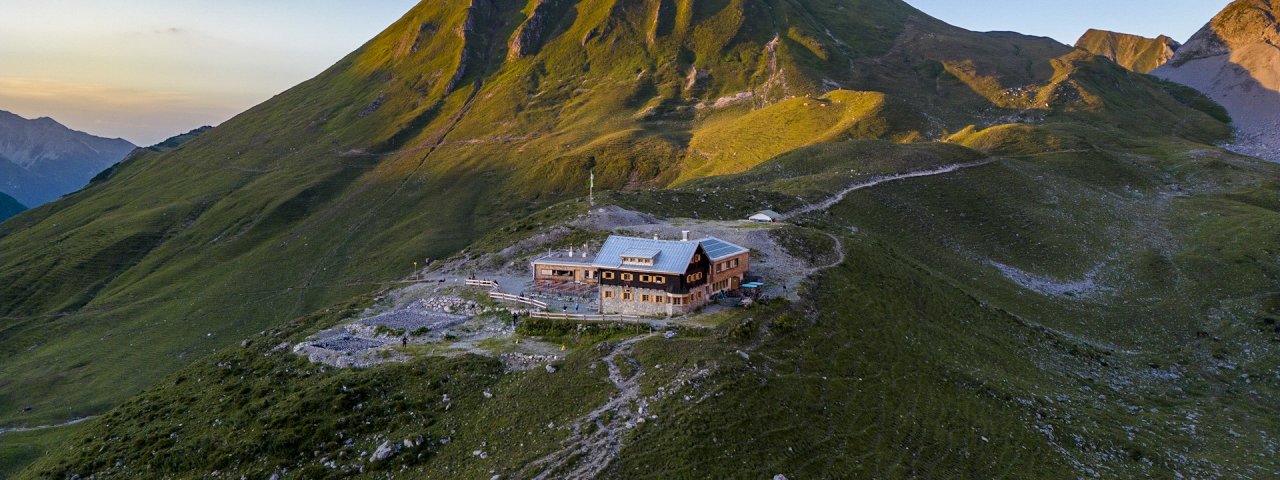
1154;0;1280;161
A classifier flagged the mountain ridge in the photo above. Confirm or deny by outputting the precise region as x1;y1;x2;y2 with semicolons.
1075;28;1179;73
0;110;136;206
0;191;24;222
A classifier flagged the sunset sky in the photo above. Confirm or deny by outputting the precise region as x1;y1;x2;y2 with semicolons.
0;0;1227;145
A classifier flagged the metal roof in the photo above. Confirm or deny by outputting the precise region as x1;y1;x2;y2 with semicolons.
591;235;750;274
620;247;662;260
532;252;596;266
699;237;749;261
593;236;701;274
751;210;784;219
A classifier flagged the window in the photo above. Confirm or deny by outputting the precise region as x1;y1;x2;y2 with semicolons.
602;271;615;280
654;296;665;304
642;294;650;302
731;259;739;268
604;291;614;299
639;274;651;283
693;254;702;262
622;290;633;301
623;256;655;266
540;269;553;275
687;272;704;283
621;273;634;281
654;276;666;284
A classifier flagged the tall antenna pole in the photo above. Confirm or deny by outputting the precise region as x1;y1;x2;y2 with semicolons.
589;168;595;206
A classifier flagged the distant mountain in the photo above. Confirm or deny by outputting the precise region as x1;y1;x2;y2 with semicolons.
1075;29;1179;73
1153;0;1280;161
0;111;136;206
0;191;24;222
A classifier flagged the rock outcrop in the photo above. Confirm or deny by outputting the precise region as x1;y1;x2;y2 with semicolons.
1153;0;1280;161
507;0;567;60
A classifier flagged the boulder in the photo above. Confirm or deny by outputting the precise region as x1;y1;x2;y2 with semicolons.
371;440;396;462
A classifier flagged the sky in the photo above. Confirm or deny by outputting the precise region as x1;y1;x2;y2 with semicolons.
0;0;1230;146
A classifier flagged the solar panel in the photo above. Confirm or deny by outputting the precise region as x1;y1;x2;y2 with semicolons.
699;237;748;260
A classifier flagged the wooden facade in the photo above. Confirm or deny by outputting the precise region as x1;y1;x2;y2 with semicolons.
597;245;709;294
532;260;598;284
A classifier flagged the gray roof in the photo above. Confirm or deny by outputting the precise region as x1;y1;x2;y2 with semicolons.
620;247;662;260
533;252;596;267
751;210;783;219
591;235;749;274
592;236;701;274
699;237;749;260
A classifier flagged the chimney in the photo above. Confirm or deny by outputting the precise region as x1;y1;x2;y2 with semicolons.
569;245;575;257
653;234;660;240
681;230;690;242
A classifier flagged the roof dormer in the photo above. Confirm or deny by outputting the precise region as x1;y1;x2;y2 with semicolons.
620;247;660;267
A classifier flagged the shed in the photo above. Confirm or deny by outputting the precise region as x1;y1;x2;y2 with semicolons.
749;210;784;223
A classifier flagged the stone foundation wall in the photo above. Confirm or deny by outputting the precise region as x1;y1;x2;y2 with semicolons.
599;285;695;317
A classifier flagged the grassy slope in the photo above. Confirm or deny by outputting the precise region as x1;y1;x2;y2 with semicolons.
24;129;1280;478
1;0;1267;476
0;0;1100;430
0;425;82;479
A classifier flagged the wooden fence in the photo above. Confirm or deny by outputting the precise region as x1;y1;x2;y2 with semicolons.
465;279;500;289
528;311;650;324
489;292;548;309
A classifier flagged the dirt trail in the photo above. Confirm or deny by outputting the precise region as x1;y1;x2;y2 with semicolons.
0;416;97;435
525;334;655;479
807;233;846;277
784;158;997;219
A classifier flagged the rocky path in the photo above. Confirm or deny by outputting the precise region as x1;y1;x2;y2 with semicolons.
812;232;846;275
0;416;97;435
784;158;997;219
525;334;655;479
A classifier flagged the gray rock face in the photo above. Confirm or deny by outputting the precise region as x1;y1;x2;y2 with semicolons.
1152;0;1280;162
0;110;135;206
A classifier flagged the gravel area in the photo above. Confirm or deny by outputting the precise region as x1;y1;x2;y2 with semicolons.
311;335;386;352
358;308;470;331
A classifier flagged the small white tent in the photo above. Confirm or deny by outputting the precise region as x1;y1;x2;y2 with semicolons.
749;210;783;223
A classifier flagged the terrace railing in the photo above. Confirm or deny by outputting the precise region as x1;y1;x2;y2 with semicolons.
489;292;548;310
528;311;649;324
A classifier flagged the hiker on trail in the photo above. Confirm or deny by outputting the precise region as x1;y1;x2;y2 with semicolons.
575;303;580;311
401;337;408;347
